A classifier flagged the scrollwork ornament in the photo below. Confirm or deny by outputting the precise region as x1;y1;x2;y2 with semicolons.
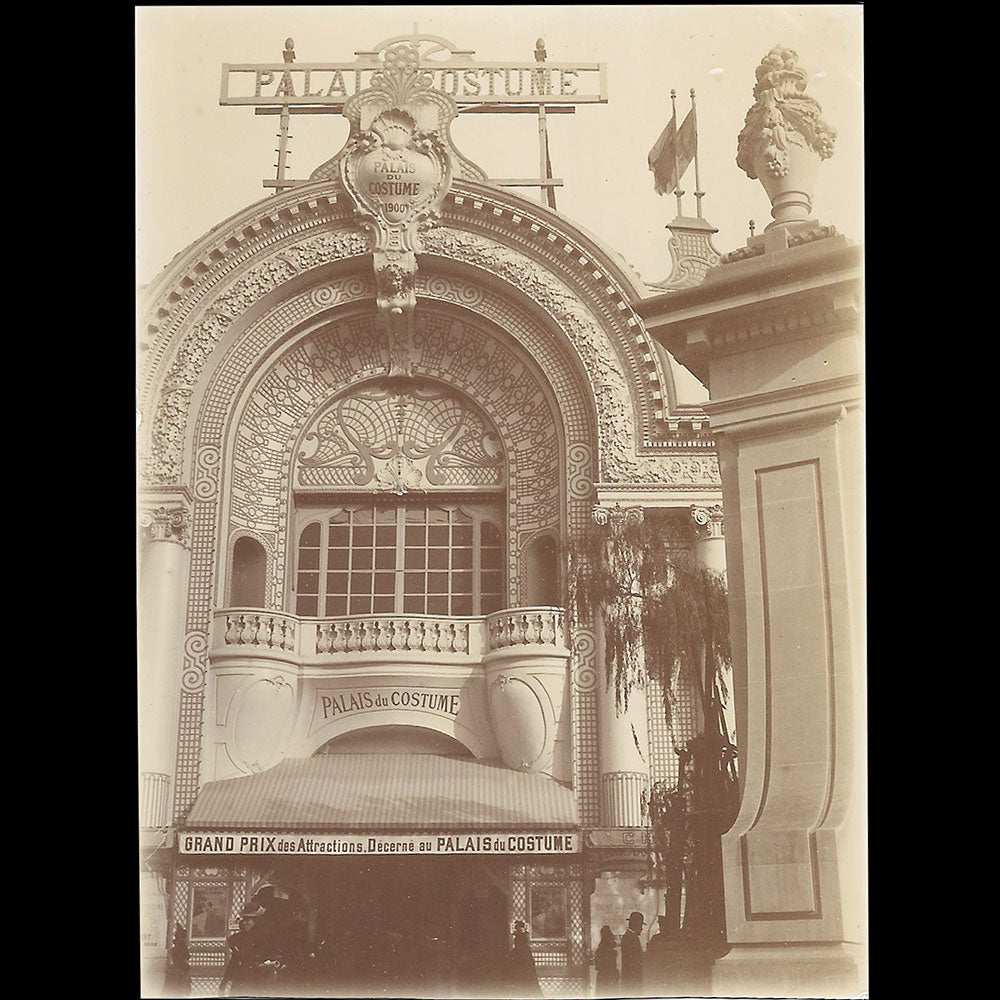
691;503;724;538
194;445;221;500
572;627;598;692
181;631;209;692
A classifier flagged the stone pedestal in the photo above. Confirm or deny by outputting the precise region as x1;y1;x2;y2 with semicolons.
638;233;865;997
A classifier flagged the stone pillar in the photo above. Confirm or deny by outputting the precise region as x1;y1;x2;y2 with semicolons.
638;232;865;996
593;507;650;828
138;501;191;824
691;504;733;743
692;504;726;575
596;614;650;828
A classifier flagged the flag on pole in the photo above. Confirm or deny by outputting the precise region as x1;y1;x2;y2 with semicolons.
647;108;697;196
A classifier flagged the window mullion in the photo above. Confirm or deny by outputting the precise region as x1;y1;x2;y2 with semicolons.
395;507;406;612
318;518;329;616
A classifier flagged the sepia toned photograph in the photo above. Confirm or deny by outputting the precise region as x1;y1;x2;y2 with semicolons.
136;6;865;1000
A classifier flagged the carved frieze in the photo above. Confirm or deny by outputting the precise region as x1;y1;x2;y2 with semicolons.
141;230;369;485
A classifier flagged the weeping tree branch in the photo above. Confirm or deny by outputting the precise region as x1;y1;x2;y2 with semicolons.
568;510;738;945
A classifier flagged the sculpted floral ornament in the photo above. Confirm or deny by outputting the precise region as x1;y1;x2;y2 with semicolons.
297;379;505;492
736;45;836;182
140;230;370;485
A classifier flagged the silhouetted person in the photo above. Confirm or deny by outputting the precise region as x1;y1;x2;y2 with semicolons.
594;924;620;997
644;915;672;990
620;911;645;996
508;920;542;997
221;907;265;997
164;922;189;997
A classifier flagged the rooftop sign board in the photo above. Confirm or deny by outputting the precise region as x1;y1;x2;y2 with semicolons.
221;61;606;108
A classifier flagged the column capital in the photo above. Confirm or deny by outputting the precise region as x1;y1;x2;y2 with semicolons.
592;502;644;527
139;504;191;547
691;503;724;539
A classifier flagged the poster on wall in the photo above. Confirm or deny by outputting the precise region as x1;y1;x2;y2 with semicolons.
190;884;230;940
589;872;661;950
529;884;568;939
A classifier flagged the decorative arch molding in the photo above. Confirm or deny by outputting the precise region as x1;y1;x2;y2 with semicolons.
139;180;716;827
138;178;713;493
225;299;578;610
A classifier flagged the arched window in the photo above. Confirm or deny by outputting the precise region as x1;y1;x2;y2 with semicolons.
523;534;560;606
230;535;267;607
294;501;504;617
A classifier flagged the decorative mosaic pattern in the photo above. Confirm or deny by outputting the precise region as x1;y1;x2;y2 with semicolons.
646;661;700;789
188;976;224;996
174;691;205;821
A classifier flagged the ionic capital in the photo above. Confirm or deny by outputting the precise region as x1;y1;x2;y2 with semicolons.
139;505;190;547
592;502;644;528
691;504;725;539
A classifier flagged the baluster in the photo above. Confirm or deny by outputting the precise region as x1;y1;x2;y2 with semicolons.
445;622;456;654
540;612;555;645
341;621;354;653
259;616;274;647
428;621;440;653
241;614;257;646
379;620;393;651
393;619;407;651
331;622;345;654
316;623;333;655
455;623;469;655
225;614;241;646
360;620;375;652
519;614;533;644
412;620;425;651
284;618;296;651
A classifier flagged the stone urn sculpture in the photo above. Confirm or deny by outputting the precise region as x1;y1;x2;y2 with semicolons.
736;46;836;230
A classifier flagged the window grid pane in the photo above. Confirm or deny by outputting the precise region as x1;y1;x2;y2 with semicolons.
297;503;504;616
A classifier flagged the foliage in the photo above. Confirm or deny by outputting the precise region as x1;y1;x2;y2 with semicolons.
568;509;737;944
567;512;730;721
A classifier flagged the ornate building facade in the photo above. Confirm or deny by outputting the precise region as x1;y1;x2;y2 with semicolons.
138;31;862;1000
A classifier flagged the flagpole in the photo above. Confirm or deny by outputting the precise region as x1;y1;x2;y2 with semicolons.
691;89;704;218
671;89;684;216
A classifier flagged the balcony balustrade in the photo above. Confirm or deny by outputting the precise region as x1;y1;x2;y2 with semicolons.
211;606;568;667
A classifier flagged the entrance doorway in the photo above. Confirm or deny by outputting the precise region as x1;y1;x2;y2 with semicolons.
264;854;511;998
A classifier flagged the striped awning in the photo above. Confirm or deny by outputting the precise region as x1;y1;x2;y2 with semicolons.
182;754;578;831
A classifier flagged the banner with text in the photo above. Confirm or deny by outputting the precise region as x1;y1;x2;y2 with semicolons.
180;831;579;856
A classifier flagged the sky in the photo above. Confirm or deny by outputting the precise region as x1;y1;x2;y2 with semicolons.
135;5;863;289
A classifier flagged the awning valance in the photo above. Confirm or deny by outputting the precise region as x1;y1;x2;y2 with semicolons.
181;754;578;832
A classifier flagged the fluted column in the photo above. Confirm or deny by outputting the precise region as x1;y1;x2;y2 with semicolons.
692;504;726;574
593;506;650;828
692;505;734;742
138;502;191;827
